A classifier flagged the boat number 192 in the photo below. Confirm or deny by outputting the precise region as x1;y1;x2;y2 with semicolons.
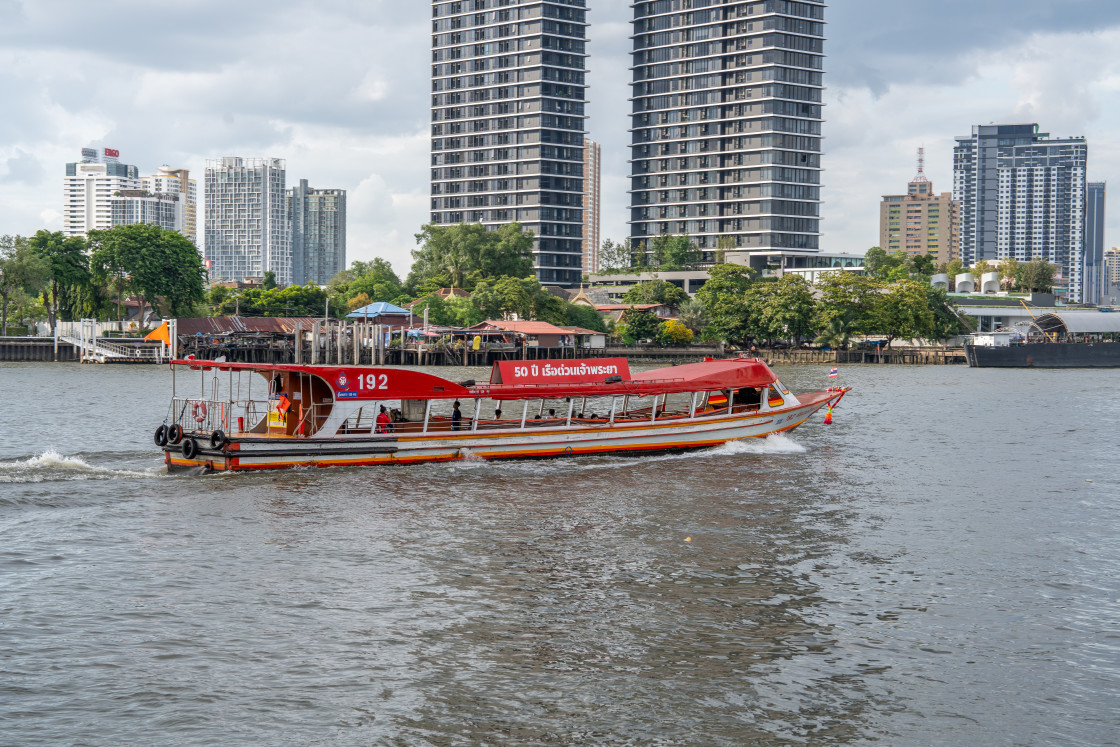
359;374;388;390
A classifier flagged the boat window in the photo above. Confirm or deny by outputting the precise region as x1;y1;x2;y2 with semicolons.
735;387;762;411
767;386;784;408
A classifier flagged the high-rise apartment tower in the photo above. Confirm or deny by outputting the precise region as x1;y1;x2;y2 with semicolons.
954;124;1089;302
204;157;292;286
629;0;825;260
583;138;601;273
288;179;347;286
63;148;140;238
430;0;589;285
143;166;197;244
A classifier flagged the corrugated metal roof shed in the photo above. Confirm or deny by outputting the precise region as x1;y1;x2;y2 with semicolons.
174;317;323;336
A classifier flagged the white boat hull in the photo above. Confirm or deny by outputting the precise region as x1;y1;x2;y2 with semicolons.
164;392;840;472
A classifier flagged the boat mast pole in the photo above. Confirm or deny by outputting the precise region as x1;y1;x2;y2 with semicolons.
689;392;698;419
609;396;617;424
472;398;480;431
520;400;528;429
565;398;574;427
422;399;431;433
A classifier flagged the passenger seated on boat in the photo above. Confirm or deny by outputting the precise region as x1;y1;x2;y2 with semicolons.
451;401;462;431
494;408;502;420
376;405;393;434
548;408;556;418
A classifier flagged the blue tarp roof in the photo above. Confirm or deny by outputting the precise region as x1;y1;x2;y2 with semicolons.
347;302;411;318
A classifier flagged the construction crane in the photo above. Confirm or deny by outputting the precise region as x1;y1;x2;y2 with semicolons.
1020;300;1057;342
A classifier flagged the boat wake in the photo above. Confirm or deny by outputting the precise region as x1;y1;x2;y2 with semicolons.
0;449;165;485
444;433;807;476
712;433;808;455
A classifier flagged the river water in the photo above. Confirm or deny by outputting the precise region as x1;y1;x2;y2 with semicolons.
1;361;1117;746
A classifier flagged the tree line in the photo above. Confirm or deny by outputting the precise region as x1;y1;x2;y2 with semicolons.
208;221;607;333
0;225;205;335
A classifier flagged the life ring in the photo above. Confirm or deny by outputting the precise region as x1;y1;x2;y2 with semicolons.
192;401;208;423
154;424;168;446
167;424;184;445
209;429;228;450
182;437;198;460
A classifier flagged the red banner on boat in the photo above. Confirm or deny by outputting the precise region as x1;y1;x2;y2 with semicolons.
491;358;631;385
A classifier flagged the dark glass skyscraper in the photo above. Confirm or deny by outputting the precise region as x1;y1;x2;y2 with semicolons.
430;0;588;285
629;0;825;260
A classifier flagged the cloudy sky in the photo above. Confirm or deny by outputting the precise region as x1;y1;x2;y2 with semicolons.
2;0;1119;276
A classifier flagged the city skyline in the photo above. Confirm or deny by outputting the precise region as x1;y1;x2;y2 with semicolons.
2;0;1119;277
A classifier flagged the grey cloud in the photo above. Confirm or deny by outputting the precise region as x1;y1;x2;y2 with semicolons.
828;0;1120;90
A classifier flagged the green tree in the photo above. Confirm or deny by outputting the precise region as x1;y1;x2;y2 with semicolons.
910;253;938;280
814;316;854;349
238;284;331;317
998;258;1020;291
1018;258;1056;293
863;246;890;279
814;271;880;336
564;302;607;333
0;235;49;335
970;259;995;282
676;297;707;336
925;286;966;341
945;258;964;289
621;278;690;309
620;307;660;344
598;238;632;272
346;258;405;303
87;224;206;320
262;271;277;291
650;234;698;270
695;264;758;344
29;230;90;332
762;274;816;342
409;222;534;292
869;279;935;348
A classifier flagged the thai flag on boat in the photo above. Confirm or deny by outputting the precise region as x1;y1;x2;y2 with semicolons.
828;366;839;378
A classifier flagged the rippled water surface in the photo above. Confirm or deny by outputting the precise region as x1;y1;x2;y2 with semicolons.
1;361;1118;745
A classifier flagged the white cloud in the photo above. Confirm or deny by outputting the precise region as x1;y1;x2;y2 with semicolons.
822;27;1120;253
0;0;1118;281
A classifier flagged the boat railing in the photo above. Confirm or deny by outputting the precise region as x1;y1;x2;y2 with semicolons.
171;397;233;433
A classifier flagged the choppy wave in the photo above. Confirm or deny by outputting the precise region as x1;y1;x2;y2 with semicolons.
0;449;165;484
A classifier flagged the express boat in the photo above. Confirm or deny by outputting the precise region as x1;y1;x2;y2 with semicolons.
155;357;850;472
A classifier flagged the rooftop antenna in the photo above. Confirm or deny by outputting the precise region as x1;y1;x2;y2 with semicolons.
913;147;930;183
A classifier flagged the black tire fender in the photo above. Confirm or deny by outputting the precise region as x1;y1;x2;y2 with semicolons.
182;437;198;460
167;424;184;445
210;430;227;450
154;425;168;447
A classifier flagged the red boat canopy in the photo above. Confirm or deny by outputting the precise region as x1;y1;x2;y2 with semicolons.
631;358;777;391
170;357;777;402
